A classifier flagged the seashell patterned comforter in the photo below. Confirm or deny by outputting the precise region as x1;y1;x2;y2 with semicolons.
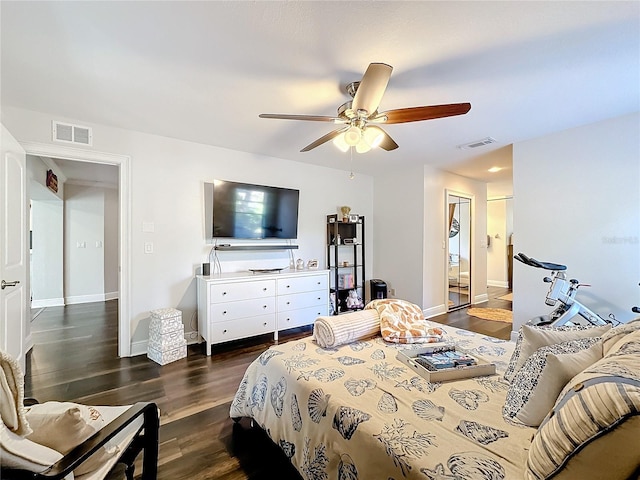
229;321;535;479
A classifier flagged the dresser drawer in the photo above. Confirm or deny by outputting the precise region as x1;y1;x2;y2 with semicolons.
277;274;328;295
277;290;326;312
209;279;274;303
211;314;276;344
210;297;276;322
278;305;328;331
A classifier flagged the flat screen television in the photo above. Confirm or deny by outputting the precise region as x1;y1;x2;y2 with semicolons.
204;180;299;240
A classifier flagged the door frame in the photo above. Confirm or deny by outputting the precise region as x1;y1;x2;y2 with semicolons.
444;189;474;311
20;141;132;357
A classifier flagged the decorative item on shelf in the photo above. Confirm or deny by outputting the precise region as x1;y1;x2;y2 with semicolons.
342;261;350;267
340;205;351;222
348;214;359;223
307;259;318;270
345;289;364;310
296;258;305;270
338;273;354;289
329;289;337;315
336;233;341;244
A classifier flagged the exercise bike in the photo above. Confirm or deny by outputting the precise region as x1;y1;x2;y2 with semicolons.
514;252;618;327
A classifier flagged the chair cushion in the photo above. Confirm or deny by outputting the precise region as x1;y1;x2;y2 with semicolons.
502;338;602;426
73;405;144;480
504;323;611;383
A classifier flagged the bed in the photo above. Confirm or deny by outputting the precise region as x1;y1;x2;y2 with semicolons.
230;307;640;480
229;320;533;479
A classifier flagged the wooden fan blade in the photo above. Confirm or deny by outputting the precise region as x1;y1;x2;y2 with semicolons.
300;127;347;152
363;125;399;151
352;63;393;115
377;129;399;151
377;103;471;124
259;113;345;123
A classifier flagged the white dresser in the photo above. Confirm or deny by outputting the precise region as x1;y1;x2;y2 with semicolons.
196;269;329;355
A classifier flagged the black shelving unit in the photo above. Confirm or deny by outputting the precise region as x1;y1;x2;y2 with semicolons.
326;214;365;314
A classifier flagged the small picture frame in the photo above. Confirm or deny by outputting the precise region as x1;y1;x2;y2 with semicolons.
348;214;359;223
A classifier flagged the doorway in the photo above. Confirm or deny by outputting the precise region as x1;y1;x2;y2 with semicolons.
446;191;472;311
20;141;132;357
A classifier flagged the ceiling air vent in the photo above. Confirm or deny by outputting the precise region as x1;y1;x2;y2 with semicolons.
52;121;93;146
457;137;497;150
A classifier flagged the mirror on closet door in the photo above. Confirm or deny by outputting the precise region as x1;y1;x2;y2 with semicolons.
446;192;472;311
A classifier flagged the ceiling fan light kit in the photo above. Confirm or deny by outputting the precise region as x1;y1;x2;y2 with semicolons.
259;62;471;154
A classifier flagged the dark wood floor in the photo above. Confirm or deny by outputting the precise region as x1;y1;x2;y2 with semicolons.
25;287;511;480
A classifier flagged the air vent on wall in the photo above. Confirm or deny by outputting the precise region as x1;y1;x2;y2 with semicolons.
457;137;497;150
52;121;93;146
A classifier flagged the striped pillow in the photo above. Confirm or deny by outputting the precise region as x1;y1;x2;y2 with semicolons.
313;309;380;348
525;329;640;479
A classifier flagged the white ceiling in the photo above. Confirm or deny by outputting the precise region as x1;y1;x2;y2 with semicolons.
2;1;638;185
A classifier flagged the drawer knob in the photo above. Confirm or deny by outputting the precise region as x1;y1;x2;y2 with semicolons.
286;285;290;288
287;318;290;322
263;322;267;326
223;329;227;334
317;297;321;300
317;281;321;285
222;291;227;296
263;287;267;291
263;305;267;309
286;301;290;305
223;310;227;315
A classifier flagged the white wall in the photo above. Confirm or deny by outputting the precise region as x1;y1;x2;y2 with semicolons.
373;164;488;317
104;186;119;297
30;189;64;307
27;156;65;307
513;112;640;334
487;198;511;287
64;183;108;304
372;165;425;304
3;106;374;351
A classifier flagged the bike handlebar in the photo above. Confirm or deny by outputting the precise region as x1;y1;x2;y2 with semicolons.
514;252;567;271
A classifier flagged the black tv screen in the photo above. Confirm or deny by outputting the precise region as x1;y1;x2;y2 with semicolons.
205;180;299;239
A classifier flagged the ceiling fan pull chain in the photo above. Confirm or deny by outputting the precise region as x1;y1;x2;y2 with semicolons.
349;147;355;179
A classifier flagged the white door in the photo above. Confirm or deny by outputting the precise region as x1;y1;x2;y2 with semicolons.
1;124;28;370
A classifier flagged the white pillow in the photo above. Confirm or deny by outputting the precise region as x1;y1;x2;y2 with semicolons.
26;401;120;476
503;338;602;426
503;323;611;383
0;420;62;473
26;402;106;455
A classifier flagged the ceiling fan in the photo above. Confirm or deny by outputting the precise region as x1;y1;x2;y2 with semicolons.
259;63;471;153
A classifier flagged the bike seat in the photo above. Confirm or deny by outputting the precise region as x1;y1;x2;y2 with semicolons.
514;252;567;271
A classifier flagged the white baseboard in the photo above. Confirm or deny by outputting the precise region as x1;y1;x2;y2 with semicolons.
488;280;510;288
424;304;447;319
65;292;118;305
31;297;65;308
473;293;489;304
131;340;148;357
